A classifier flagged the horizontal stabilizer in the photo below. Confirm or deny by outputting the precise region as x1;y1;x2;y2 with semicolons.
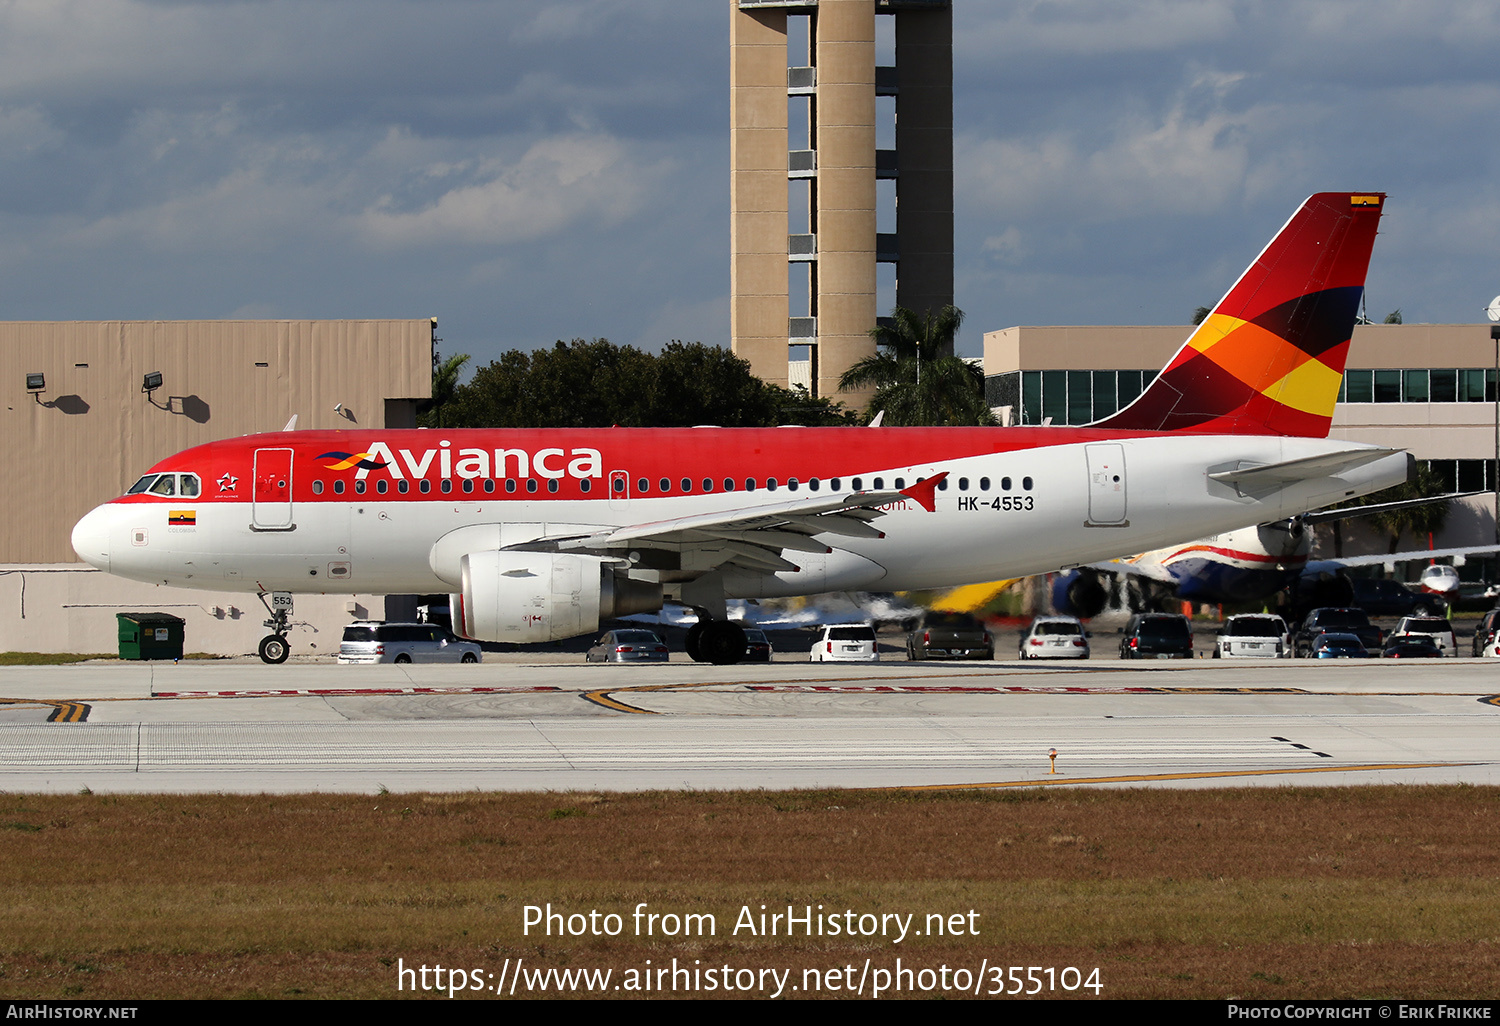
1210;448;1400;492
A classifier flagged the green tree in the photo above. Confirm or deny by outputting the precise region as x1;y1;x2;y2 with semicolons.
1332;463;1451;555
838;306;997;426
1191;305;1212;326
1383;308;1403;325
417;352;471;428
444;338;856;428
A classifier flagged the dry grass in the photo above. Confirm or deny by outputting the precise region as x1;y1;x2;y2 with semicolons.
0;786;1497;999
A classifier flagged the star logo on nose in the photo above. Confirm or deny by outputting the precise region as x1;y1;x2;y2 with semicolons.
217;474;238;493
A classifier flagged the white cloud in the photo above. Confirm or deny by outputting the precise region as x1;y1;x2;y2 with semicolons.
356;135;651;248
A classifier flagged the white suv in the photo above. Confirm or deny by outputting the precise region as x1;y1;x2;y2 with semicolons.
338;622;482;664
1388;616;1457;658
809;624;879;662
1214;614;1290;659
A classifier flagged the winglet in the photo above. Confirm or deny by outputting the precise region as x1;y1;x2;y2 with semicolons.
902;472;947;513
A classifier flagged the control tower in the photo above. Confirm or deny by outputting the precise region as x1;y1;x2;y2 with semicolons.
730;0;954;400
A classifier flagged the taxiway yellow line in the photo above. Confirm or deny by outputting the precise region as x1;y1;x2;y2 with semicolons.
887;762;1482;790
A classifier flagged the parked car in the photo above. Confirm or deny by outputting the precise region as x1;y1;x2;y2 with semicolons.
1386;616;1457;657
1017;616;1090;659
1292;608;1382;657
1118;613;1194;660
1214;614;1289;659
742;627;772;662
338;621;481;664
810;624;879;663
586;629;669;663
1472;607;1500;657
1381;634;1443;659
907;611;993;660
1344;576;1449;617
1310;632;1370;658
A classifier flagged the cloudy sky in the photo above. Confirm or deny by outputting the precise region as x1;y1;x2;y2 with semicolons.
0;0;1496;369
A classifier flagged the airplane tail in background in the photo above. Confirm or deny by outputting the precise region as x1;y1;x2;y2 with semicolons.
1093;192;1385;438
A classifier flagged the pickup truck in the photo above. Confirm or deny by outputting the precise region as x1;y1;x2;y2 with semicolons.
906;612;994;661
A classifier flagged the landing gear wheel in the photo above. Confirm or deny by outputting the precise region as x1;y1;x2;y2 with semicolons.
699;621;746;666
685;622;706;663
258;634;289;664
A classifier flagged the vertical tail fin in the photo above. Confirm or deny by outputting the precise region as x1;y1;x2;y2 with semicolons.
1094;192;1385;437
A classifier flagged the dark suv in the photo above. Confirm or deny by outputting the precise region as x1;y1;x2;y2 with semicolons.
1119;613;1194;659
1292;607;1382;658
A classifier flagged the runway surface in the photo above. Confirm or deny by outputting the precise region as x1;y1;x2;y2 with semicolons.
0;658;1495;792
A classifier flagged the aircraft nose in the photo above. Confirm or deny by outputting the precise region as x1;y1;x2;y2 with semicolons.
71;505;113;572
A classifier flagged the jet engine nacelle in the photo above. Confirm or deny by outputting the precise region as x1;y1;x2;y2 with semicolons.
451;550;662;644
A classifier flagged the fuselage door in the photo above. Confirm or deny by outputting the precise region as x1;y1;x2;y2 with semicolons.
252;448;294;530
1085;443;1128;526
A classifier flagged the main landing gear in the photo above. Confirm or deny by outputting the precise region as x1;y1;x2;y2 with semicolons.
685;618;746;665
256;591;294;664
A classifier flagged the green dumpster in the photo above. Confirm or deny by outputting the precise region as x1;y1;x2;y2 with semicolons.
116;612;186;661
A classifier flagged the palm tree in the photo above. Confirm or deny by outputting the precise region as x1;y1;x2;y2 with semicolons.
838;306;997;426
418;352;471;428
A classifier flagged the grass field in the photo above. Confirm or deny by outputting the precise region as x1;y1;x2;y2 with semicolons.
0;786;1496;1000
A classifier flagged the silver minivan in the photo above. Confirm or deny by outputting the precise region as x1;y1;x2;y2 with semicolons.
338;621;482;664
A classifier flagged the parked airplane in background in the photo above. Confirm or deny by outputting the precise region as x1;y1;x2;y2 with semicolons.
72;192;1404;663
1049;494;1492;617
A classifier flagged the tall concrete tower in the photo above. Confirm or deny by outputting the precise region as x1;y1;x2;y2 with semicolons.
730;0;954;402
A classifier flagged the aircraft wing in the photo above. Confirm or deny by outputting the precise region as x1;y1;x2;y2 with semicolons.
1305;545;1500;574
539;474;946;574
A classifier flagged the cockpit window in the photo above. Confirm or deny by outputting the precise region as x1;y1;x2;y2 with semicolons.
128;473;201;497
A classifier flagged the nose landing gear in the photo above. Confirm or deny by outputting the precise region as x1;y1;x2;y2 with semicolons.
256;591;295;664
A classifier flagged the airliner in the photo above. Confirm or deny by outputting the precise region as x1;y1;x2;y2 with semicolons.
72;192;1407;664
1050;497;1490;617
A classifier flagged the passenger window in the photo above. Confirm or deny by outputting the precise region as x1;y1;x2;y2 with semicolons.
724;478;735;491
462;480;474;493
809;478;820;491
1001;477;1012;491
703;478;713;492
958;477;969;491
526;479;538;493
355;480;366;495
980;477;990;491
638;478;649;492
547;480;559;493
937;478;948;491
398;481;409;494
788;478;799;492
312;480;324;495
485;479;495;493
831;478;841;490
506;480;517;493
895;477;905;489
873;477;883;489
745;478;756;491
441;480;452;494
852;477;862;490
659;478;670;492
333;480;345;495
419;480;431;494
612;478;624;493
1023;477;1034;490
681;478;692;492
376;480;388;494
579;479;591;493
767;478;778;492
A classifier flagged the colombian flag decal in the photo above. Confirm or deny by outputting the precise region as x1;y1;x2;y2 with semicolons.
168;510;196;527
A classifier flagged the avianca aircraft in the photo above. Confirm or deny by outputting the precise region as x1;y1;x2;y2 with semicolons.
72;192;1407;664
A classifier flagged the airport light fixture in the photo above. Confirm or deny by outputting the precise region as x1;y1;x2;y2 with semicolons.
142;371;163;394
25;372;44;393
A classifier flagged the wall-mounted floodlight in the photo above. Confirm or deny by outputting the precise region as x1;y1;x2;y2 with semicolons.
25;373;44;393
142;371;163;393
